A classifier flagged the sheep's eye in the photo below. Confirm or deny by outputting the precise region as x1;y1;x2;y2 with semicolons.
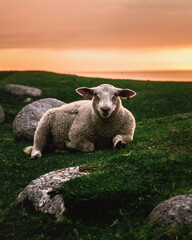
113;93;118;100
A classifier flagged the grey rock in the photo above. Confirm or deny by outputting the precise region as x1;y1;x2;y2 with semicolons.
17;166;90;221
4;84;42;97
148;194;192;226
13;98;65;140
0;105;5;124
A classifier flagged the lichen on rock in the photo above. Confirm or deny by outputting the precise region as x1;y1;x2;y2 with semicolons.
17;166;90;221
148;194;192;226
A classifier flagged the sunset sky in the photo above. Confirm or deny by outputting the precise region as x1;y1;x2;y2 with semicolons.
0;0;192;73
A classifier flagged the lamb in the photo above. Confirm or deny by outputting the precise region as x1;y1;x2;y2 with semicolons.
24;84;136;158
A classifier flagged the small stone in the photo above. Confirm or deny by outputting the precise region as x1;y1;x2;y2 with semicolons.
148;194;192;226
24;97;33;103
0;105;5;124
4;84;42;97
17;166;90;221
13;98;65;140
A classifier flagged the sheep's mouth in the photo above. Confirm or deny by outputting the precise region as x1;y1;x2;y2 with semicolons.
100;111;111;118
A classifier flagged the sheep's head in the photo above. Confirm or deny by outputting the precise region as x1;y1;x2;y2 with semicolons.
76;84;136;118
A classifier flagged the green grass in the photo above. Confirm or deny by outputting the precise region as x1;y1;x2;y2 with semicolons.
0;71;192;240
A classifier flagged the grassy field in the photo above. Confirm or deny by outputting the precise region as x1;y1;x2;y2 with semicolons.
0;71;192;240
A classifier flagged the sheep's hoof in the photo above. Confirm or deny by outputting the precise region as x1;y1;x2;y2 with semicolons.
114;141;126;150
31;150;42;159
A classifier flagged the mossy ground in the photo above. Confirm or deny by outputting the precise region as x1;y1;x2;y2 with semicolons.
0;71;192;239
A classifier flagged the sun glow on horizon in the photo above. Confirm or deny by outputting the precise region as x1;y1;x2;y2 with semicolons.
0;47;192;73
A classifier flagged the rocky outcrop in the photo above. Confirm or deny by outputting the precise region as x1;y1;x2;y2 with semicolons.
4;84;42;97
17;166;90;221
0;105;5;124
13;98;65;140
148;194;192;226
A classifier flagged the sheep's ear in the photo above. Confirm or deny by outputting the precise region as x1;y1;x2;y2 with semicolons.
76;87;94;100
117;88;136;99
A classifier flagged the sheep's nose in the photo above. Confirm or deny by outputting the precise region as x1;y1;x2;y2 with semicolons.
101;107;110;115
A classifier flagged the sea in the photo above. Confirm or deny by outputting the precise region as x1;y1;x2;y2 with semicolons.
74;70;192;82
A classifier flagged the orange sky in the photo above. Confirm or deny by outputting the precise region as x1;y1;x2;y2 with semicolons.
0;0;192;72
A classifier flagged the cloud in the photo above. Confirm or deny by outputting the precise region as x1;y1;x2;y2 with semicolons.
0;0;192;49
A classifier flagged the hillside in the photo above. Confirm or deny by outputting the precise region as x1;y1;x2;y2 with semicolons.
0;71;192;240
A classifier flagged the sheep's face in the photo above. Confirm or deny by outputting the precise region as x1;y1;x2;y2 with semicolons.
76;84;136;119
92;86;119;118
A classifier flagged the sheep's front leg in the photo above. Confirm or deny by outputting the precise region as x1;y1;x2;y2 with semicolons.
113;134;133;150
65;139;95;153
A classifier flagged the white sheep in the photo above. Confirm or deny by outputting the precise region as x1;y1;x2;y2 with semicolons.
24;84;136;158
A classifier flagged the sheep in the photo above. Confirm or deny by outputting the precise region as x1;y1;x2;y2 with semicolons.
24;84;136;158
